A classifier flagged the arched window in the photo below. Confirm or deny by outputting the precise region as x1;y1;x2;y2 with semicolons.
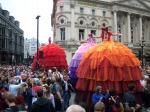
91;21;95;27
80;20;84;25
118;25;121;42
131;26;134;43
60;18;64;24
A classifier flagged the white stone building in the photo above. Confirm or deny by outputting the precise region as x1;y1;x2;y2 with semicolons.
51;0;150;64
24;38;37;59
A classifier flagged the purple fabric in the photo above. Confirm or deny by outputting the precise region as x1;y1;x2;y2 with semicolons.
69;36;96;86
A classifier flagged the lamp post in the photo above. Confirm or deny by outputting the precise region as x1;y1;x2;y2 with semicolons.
140;38;145;68
36;15;40;68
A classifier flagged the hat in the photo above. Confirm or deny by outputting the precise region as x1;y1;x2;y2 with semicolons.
33;86;43;93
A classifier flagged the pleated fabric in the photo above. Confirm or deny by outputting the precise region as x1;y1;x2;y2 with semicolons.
69;37;96;86
76;41;143;93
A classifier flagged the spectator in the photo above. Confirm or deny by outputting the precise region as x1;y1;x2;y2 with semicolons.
31;89;55;112
94;101;105;112
106;89;124;112
43;84;55;109
62;75;74;110
123;83;141;112
79;102;90;112
141;79;150;109
51;76;63;111
66;104;86;112
0;92;8;111
92;86;109;105
4;92;20;112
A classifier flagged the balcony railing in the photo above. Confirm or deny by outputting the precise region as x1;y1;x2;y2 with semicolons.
55;40;81;48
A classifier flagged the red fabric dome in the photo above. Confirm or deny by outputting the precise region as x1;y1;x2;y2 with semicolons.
32;43;68;71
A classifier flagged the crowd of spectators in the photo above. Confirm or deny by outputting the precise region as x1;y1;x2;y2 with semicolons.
0;64;150;112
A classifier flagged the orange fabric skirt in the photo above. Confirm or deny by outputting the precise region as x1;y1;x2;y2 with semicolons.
76;41;143;93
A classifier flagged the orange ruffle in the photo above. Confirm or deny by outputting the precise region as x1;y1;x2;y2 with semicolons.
82;41;140;68
76;41;143;93
77;41;142;81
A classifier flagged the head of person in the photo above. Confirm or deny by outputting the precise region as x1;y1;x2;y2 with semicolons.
128;83;135;92
63;75;69;81
66;104;86;112
95;86;102;94
4;92;16;105
79;102;89;112
37;89;44;98
88;32;93;38
94;101;105;112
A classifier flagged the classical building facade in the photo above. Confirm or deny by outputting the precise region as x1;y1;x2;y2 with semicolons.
0;5;24;64
52;0;150;64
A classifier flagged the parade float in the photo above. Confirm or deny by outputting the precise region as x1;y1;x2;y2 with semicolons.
32;37;68;71
69;33;96;87
75;24;143;105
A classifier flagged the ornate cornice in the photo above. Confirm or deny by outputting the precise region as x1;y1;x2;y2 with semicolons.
112;0;150;13
112;5;150;17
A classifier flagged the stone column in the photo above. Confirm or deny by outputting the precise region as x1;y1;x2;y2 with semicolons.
139;16;143;40
113;11;118;41
70;4;75;40
127;13;131;44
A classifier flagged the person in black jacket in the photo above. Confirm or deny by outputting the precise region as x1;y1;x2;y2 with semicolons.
141;79;150;109
31;89;55;112
62;75;74;110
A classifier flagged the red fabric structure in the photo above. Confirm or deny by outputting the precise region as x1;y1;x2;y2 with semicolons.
32;43;68;71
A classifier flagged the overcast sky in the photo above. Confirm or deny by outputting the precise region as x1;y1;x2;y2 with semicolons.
0;0;53;43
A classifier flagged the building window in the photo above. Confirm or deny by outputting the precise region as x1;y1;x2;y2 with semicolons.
9;30;12;38
103;11;106;17
118;25;121;42
80;20;84;25
2;38;5;49
79;29;84;41
91;21;95;27
80;7;84;14
91;30;96;36
92;9;95;15
60;19;64;24
0;27;2;36
131;26;134;43
60;6;63;12
60;28;65;40
2;28;5;35
142;24;144;39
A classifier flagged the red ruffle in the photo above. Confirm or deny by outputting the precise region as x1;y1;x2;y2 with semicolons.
77;58;142;81
76;79;143;93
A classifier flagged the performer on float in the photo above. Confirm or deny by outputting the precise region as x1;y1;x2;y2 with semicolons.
100;23;122;41
69;32;96;87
